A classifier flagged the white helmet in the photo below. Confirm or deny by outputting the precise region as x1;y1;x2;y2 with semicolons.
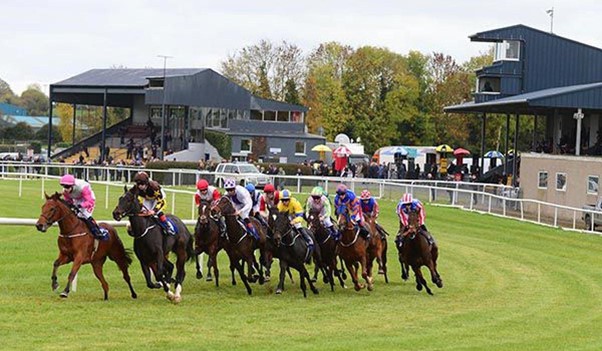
224;178;236;190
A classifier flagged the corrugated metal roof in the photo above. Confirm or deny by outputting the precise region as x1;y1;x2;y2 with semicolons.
53;68;207;87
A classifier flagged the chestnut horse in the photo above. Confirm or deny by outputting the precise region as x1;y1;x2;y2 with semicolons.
112;186;195;303
397;208;443;295
194;199;223;286
337;207;372;291
211;196;266;295
306;209;345;290
35;193;137;300
364;213;389;284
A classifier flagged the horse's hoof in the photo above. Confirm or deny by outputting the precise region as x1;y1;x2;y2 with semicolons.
312;288;319;295
264;275;271;282
436;280;443;288
310;277;317;283
166;292;175;301
196;272;203;279
416;284;423;291
206;276;213;282
173;295;182;304
52;283;59;291
131;293;138;299
59;292;68;298
367;284;374;291
275;288;283;295
354;285;362;291
378;268;385;275
258;276;265;285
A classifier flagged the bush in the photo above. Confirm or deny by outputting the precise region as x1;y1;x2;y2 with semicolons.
30;141;41;154
205;130;231;159
256;162;312;175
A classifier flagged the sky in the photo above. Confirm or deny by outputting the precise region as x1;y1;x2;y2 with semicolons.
3;0;602;95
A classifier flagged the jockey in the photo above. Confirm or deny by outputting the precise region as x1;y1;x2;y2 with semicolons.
245;183;261;216
277;189;315;251
395;192;431;248
334;183;370;239
258;183;280;220
134;171;175;235
194;178;226;236
59;174;107;240
304;186;338;239
223;178;259;241
359;189;387;239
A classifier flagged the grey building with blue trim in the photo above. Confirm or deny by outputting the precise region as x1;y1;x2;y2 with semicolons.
445;24;602;217
49;68;325;163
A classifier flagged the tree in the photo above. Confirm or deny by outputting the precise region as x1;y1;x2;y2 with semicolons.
20;84;49;116
35;123;63;142
284;79;300;105
57;103;75;142
6;122;34;141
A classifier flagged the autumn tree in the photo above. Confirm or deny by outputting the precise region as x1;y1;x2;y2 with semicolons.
20;84;49;116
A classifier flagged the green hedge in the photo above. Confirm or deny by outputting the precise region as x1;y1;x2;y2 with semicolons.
256;163;313;175
145;161;198;170
145;160;313;176
205;130;231;159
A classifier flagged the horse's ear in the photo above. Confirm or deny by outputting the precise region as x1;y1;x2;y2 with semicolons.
123;185;128;193
44;192;50;200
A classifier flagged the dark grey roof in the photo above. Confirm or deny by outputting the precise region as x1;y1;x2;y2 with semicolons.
445;82;602;113
53;68;207;87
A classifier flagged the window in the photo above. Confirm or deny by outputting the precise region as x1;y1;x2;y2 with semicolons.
295;141;305;155
538;171;548;189
250;110;262;120
477;77;501;93
241;139;252;153
587;175;599;195
277;111;289;122
556;173;567;191
291;111;303;123
494;40;520;61
264;111;276;121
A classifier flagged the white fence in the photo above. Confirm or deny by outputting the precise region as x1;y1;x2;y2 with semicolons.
0;161;600;235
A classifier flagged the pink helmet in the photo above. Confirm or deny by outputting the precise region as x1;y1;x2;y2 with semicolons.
401;193;413;204
360;189;371;200
59;174;76;186
336;183;348;195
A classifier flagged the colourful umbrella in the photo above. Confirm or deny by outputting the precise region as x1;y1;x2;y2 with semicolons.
484;150;504;158
453;147;471;156
311;144;332;152
333;145;352;157
436;144;453;153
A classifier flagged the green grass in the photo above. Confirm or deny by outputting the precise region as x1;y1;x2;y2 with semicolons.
1;179;601;350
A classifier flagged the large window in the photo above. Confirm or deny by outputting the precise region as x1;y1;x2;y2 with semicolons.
477;77;501;93
241;139;252;153
494;40;520;61
264;111;276;121
556;173;567;192
538;171;548;189
587;175;599;195
295;141;306;155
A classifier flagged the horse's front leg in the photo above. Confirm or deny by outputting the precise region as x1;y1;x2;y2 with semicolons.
412;265;432;295
51;253;71;291
206;255;213;282
195;252;203;280
426;258;443;288
141;261;161;289
361;255;373;291
344;259;363;291
60;255;85;298
276;260;288;294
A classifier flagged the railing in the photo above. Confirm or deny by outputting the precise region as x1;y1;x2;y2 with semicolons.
0;161;600;235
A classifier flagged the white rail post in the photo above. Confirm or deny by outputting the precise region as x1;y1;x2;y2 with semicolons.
297;176;301;194
191;196;195;220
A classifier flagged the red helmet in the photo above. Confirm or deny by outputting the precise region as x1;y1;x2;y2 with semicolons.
264;183;275;193
360;189;371;200
196;179;209;191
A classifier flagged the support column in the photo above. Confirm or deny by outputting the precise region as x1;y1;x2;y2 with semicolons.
101;88;108;163
574;108;584;156
47;97;53;160
513;114;520;187
532;114;538;151
504;114;510;176
72;103;77;147
480;113;486;178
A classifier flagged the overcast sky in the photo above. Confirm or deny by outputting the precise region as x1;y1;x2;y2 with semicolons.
3;0;601;95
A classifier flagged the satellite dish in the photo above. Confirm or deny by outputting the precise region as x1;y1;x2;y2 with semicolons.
334;133;350;144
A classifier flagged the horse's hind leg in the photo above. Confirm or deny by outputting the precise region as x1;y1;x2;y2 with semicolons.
235;259;252;295
51;253;71;291
210;252;219;287
206;255;213;282
61;256;85;298
195;253;203;280
108;242;137;299
413;266;432;295
427;260;443;288
361;256;373;291
91;259;110;300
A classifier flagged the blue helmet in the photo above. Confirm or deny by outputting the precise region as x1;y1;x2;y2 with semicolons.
281;189;291;200
245;183;256;193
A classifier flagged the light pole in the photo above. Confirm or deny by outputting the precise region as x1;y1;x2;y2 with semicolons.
158;54;172;160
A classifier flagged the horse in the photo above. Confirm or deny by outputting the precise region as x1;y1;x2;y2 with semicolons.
35;192;137;300
210;196;266;295
337;206;372;291
194;199;224;286
112;186;195;303
269;208;319;297
397;208;443;295
306;209;346;290
364;213;389;284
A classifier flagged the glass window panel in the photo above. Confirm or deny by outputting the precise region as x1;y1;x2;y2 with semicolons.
241;139;252;152
291;111;303;122
264;111;276;121
538;171;548;189
556;173;567;191
587;175;599;195
277;111;289;122
295;141;305;154
250;110;262;120
220;109;227;128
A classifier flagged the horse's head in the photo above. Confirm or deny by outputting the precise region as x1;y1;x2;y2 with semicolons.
306;209;321;231
36;192;69;232
112;185;140;221
211;196;234;218
197;199;213;225
337;207;354;231
271;210;292;247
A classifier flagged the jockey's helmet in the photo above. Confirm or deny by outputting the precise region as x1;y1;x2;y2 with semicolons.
336;183;347;195
59;174;76;186
401;193;413;205
224;178;236;190
310;186;323;198
245;183;256;193
134;171;150;185
263;183;275;193
196;179;209;191
281;189;291;200
360;189;371;200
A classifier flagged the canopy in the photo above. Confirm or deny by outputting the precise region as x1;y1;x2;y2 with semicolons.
333;145;352;157
484;150;504;158
436;144;453;153
381;146;409;156
311;144;332;152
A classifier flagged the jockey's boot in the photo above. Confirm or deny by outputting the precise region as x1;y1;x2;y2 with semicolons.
244;218;259;241
420;224;434;245
158;213;175;236
327;225;340;241
375;223;387;240
85;217;108;241
296;228;314;264
216;217;227;238
359;224;371;241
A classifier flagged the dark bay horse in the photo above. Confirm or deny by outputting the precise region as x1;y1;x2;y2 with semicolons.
35;193;137;300
364;213;389;284
306;210;345;290
194;199;223;286
337;207;372;291
397;209;443;295
112;186;195;304
211;196;265;295
269;208;319;297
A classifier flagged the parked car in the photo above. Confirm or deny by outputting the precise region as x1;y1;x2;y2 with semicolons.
214;162;270;189
582;197;602;230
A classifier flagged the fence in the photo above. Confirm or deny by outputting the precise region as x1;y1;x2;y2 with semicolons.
0;161;599;235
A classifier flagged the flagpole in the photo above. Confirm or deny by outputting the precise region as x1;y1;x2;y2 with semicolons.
547;7;554;33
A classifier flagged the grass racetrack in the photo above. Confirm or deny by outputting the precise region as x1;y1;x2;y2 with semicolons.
0;179;601;350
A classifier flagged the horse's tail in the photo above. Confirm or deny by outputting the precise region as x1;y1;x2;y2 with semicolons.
108;228;133;268
186;234;196;263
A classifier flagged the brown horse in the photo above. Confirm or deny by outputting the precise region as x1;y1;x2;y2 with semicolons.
194;199;223;286
306;209;345;290
337;207;372;291
364;213;389;284
211;196;266;295
35;192;137;300
397;208;443;295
